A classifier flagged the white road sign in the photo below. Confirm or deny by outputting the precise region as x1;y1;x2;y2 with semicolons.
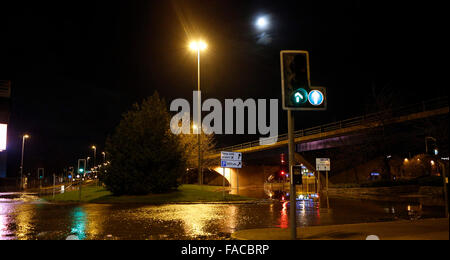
316;158;331;171
221;152;242;161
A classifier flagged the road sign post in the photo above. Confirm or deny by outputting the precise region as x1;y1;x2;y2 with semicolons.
236;169;239;194
316;158;331;193
220;152;243;199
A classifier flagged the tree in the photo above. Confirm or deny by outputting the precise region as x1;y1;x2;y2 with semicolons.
102;92;186;195
178;130;217;169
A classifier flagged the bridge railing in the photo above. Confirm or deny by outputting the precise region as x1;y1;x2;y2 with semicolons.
216;96;449;152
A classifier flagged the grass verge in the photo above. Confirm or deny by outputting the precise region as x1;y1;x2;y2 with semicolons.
42;184;254;204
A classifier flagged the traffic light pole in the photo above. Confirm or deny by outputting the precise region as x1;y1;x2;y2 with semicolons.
288;110;297;240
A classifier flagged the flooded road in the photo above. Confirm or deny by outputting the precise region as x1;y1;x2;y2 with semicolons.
0;191;445;240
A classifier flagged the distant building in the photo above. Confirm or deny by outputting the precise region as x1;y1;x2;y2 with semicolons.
0;80;11;178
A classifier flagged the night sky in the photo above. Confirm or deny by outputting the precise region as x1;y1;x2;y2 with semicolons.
0;0;446;176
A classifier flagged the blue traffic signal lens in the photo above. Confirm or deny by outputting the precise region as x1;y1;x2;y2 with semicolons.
308;90;324;106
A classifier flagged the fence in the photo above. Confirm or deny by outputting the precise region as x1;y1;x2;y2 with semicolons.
217;96;449;152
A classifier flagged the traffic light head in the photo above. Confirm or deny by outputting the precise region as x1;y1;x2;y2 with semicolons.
38;168;44;180
281;50;327;111
77;159;86;175
292;165;303;185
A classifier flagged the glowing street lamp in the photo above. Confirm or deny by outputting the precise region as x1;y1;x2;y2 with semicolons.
20;134;30;190
91;146;97;172
189;41;207;52
102;152;106;164
189;39;208;186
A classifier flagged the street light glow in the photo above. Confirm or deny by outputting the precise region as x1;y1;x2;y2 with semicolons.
24;134;30;139
189;41;207;51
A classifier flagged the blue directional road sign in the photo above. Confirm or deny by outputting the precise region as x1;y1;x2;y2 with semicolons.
221;160;242;169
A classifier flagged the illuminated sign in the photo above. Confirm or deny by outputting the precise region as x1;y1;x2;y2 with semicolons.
0;124;7;151
308;90;324;106
291;88;308;105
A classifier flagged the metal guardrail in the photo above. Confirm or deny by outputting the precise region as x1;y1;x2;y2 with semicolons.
216;96;449;152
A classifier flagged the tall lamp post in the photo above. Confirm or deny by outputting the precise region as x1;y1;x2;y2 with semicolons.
91;146;97;172
102;152;106;164
20;134;30;190
189;40;207;185
425;136;437;154
86;157;91;169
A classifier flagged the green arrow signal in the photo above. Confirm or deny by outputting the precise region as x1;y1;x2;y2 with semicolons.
295;92;304;103
291;88;308;105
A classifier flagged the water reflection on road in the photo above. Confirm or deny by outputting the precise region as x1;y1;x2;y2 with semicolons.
0;190;445;240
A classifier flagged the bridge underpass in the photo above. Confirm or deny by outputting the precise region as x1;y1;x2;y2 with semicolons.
207;97;449;190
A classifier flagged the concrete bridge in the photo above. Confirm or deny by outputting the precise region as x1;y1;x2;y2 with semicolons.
207;97;449;189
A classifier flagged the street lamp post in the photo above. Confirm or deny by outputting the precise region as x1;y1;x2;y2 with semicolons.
190;40;207;185
425;136;437;154
87;157;91;169
20;134;30;190
102;152;106;164
91;146;97;173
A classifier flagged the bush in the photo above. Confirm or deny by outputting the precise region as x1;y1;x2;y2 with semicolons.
102;92;186;195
